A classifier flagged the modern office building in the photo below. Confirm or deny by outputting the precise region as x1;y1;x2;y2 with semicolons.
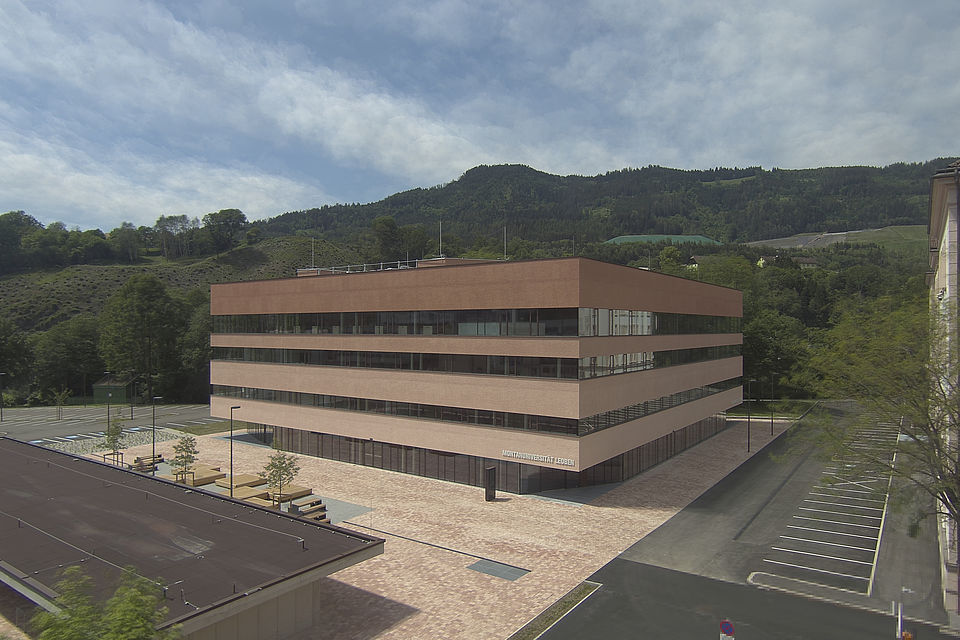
930;160;960;314
210;257;743;493
928;159;960;614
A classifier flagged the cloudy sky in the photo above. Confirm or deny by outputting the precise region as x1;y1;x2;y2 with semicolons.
2;1;957;231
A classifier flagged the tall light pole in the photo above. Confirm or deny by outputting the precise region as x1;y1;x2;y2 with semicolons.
746;379;755;452
0;373;6;422
769;374;775;436
152;396;163;475
229;405;241;498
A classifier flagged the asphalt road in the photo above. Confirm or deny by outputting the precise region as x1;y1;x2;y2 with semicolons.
543;561;952;640
0;404;217;443
544;411;952;638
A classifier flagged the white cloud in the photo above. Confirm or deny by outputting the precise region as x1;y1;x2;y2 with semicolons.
1;0;959;231
0;126;331;229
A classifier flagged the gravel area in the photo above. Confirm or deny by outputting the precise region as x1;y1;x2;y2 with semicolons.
43;428;182;455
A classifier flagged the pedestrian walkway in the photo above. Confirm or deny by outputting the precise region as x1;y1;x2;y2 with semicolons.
93;416;792;640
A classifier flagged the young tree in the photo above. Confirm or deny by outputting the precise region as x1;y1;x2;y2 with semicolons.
52;387;72;420
171;435;198;482
103;414;125;464
32;566;179;640
809;293;960;540
260;451;300;507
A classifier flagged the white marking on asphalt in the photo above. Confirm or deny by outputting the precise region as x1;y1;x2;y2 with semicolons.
797;507;882;520
803;499;884;512
770;546;873;565
761;559;870;581
778;535;874;552
792;515;880;529
167;423;188;427
809;490;885;503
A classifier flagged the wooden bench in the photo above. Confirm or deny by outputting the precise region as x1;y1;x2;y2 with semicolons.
215;473;266;490
298;503;327;517
135;454;163;465
128;459;157;473
268;485;311;503
290;495;326;516
231;485;270;500
304;514;331;524
243;496;275;508
160;467;225;487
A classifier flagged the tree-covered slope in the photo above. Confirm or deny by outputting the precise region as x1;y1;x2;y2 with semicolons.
0;237;358;330
262;160;951;246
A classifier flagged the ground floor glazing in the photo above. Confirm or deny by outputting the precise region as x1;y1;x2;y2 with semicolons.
251;413;727;494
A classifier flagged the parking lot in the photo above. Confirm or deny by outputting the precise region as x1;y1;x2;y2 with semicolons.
0;404;218;443
756;420;899;595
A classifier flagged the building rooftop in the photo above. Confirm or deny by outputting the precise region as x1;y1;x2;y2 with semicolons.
0;438;382;630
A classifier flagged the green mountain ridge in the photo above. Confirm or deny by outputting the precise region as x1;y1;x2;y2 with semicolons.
0;237;358;331
261;159;953;247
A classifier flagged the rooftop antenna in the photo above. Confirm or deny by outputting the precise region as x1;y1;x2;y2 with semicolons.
439;217;444;258
311;209;317;268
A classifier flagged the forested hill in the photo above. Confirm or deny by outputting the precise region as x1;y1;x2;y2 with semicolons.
263;159;953;245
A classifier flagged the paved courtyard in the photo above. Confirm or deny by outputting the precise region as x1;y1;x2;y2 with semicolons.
1;417;790;639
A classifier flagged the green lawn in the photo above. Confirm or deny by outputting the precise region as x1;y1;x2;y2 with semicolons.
168;420;232;436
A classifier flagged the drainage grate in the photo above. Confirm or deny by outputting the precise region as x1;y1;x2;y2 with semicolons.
467;558;529;581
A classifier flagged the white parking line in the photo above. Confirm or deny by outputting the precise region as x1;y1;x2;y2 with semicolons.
779;535;874;552
786;525;878;540
802;499;884;512
809;490;885;503
761;559;870;581
792;515;880;529
797;507;882;520
770;547;873;565
167;423;188;427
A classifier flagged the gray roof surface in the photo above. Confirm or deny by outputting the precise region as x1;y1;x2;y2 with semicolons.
0;438;381;627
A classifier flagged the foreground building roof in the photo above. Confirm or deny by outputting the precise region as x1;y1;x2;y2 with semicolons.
0;438;382;638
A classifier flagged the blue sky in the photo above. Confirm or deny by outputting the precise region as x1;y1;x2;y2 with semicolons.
2;0;958;231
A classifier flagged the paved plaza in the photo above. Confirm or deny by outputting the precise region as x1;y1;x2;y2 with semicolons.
1;416;790;639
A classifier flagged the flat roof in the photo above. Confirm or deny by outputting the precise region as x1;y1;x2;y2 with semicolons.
0;438;382;629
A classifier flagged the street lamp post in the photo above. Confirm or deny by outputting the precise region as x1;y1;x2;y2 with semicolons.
152;396;163;475
770;375;775;436
106;391;112;433
0;373;6;422
229;405;241;498
746;379;755;452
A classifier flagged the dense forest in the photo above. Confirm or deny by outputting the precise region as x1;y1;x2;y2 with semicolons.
263;160;948;250
0;159;949;408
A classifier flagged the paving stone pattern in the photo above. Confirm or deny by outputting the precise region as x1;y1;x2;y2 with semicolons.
2;418;790;640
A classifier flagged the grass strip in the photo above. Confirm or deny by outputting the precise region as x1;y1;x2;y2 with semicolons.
168;420;232;436
506;581;600;640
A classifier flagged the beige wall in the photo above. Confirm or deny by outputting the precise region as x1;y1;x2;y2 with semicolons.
578;389;741;468
577;357;742;417
212;388;738;473
212;357;740;420
211;361;582;417
212;259;582;315
211;395;582;470
211;257;742;318
577;259;742;317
